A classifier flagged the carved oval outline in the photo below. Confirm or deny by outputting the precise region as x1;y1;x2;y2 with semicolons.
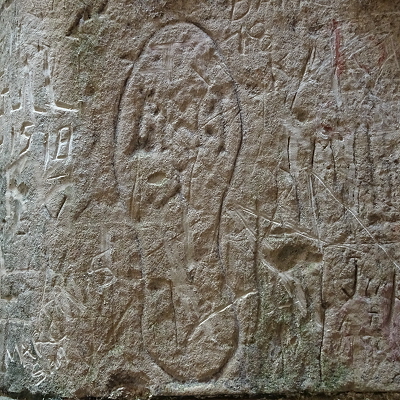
115;21;244;381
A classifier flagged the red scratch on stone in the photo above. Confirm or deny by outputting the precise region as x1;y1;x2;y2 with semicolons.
378;42;387;67
332;19;345;77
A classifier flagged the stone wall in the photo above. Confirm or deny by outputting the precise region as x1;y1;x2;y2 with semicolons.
1;0;400;397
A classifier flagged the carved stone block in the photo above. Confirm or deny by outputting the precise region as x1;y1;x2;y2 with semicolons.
1;0;400;397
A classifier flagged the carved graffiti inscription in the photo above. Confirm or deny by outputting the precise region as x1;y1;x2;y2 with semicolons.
2;1;400;396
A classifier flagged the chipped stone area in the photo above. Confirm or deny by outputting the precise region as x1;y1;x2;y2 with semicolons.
1;0;400;398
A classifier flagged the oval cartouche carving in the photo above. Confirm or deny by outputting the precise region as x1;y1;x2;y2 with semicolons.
116;22;242;381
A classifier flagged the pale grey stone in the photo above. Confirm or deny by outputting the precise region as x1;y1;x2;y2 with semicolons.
1;0;400;397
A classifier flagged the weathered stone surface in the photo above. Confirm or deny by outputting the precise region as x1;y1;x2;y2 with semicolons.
1;0;400;397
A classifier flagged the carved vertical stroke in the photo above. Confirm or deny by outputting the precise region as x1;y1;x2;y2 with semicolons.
115;22;243;381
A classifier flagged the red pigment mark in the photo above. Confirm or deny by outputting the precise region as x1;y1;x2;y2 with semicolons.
378;42;387;67
356;58;370;74
332;19;345;77
320;124;343;140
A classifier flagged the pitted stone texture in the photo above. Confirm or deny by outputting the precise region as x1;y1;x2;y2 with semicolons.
1;0;400;397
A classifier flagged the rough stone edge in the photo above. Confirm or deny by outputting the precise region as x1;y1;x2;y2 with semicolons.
3;393;400;400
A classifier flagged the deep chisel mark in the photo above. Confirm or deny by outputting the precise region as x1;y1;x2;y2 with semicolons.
291;47;315;110
66;6;92;37
388;271;396;326
309;174;322;252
